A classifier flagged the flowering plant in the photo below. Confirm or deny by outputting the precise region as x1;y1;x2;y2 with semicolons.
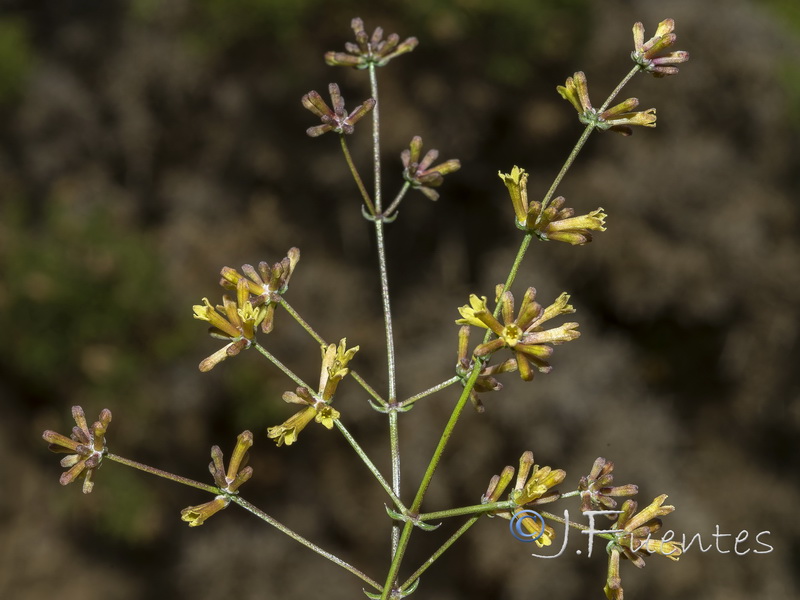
42;17;689;600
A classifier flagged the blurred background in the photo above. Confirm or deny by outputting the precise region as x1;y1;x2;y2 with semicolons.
2;0;799;598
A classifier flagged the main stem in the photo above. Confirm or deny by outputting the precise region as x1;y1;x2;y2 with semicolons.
368;62;402;557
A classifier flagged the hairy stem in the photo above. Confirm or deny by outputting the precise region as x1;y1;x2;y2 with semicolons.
281;298;387;406
340;134;376;215
400;516;481;592
334;419;407;513
398;376;460;409
368;61;402;558
229;495;382;591
106;453;219;494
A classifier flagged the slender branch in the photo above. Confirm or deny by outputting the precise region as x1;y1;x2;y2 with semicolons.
418;500;513;521
229;495;382;591
382;181;411;218
398;376;460;409
400;516;480;592
280;298;387;406
334;419;407;513
540;65;641;214
106;453;219;494
598;65;640;113
368;61;402;558
340;134;376;215
253;341;309;390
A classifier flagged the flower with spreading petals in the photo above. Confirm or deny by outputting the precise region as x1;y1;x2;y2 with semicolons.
193;278;267;372
325;18;418;69
456;287;580;381
268;339;358;446
401;136;461;201
181;431;253;527
302;83;375;137
42;406;112;494
219;248;300;334
578;457;638;514
557;71;657;135
499;166;607;242
632;19;689;77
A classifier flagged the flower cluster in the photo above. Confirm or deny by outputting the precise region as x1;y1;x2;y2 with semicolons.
401;136;461;201
455;325;517;412
268;339;359;446
483;451;566;548
302;84;375;137
194;248;300;372
456;287;579;381
558;71;656;136
632;19;689;77
219;248;300;334
180;431;254;527
499;166;607;242
42;406;112;494
578;457;638;514
604;495;683;599
325;17;418;69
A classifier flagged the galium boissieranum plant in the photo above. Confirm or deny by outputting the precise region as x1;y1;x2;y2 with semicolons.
43;17;689;600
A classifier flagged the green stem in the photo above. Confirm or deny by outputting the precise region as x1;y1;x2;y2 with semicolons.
106;453;219;494
398;376;460;409
400;516;481;592
379;234;533;599
229;495;382;591
419;500;514;521
340;134;376;215
380;364;483;599
334;419;407;513
280;298;387;407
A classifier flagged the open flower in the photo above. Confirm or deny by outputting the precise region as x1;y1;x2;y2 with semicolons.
632;19;689;77
193;278;267;372
557;71;656;135
302;83;375;137
578;457;638;514
42;406;112;494
219;248;300;334
499;166;606;242
325;17;418;69
456;287;580;381
484;452;564;548
401;136;461;201
180;431;254;527
268;339;358;446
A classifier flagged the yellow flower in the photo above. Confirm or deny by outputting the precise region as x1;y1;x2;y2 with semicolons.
456;289;579;381
268;405;318;447
193;279;268;372
510;451;566;506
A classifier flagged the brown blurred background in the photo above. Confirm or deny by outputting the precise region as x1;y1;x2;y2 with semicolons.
2;0;799;598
